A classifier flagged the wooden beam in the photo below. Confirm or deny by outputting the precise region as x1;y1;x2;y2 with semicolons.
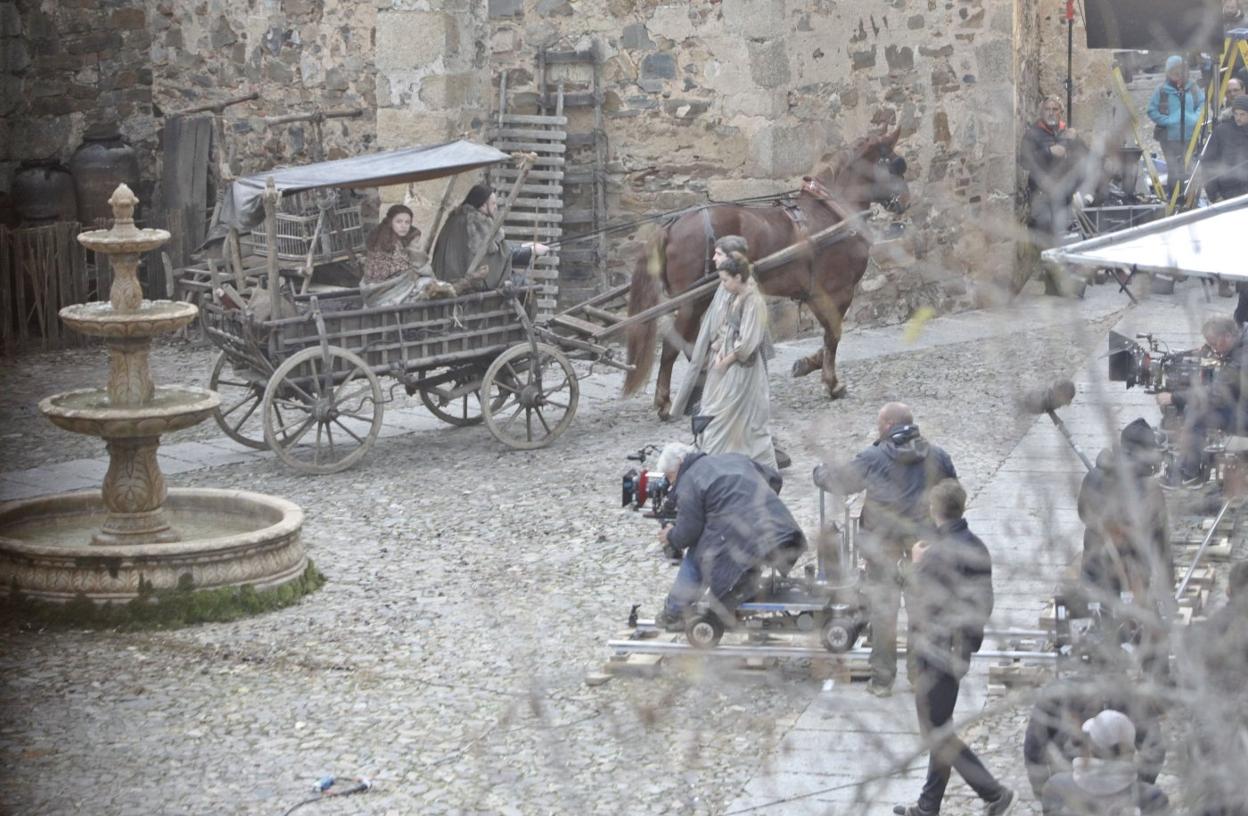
497;113;568;126
262;177;282;318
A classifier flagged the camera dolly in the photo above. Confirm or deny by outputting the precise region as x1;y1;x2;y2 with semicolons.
625;483;868;653
678;568;867;652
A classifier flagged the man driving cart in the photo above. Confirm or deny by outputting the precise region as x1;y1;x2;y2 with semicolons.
651;443;806;630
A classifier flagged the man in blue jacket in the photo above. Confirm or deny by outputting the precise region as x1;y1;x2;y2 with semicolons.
813;402;957;695
1148;55;1206;198
653;443;805;627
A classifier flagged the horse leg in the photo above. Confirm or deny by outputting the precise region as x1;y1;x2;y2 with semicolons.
790;300;826;379
792;347;824;379
803;293;848;399
654;340;680;420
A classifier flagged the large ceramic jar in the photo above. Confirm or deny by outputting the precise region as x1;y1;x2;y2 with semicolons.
69;126;140;228
12;160;79;225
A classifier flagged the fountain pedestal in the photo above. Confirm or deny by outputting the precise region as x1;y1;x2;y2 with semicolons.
0;185;315;619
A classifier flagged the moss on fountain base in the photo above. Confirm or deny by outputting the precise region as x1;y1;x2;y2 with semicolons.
3;560;325;630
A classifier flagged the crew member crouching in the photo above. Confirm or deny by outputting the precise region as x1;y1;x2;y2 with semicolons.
653;443;805;630
1158;316;1248;485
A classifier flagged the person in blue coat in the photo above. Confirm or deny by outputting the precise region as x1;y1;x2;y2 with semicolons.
813;402;957;695
653;444;805;628
1148;55;1206;197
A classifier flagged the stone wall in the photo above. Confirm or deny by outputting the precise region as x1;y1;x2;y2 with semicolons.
147;0;378;175
479;0;1027;325
1;0;1128;333
372;0;492;225
1034;7;1122;146
1;0;156;209
1;0;379;223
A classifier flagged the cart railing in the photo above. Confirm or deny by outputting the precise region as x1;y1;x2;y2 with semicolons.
201;285;538;381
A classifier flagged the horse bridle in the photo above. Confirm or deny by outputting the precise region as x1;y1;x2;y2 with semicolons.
801;175;854;222
803;150;907;213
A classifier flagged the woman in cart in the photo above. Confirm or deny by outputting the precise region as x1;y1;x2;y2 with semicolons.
699;250;778;470
431;184;548;293
360;204;455;306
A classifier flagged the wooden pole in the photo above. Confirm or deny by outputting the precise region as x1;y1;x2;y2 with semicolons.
263;176;282;318
0;225;11;354
171;91;259;117
226;227;246;290
263;108;364;126
597;215;865;342
423;174;461;255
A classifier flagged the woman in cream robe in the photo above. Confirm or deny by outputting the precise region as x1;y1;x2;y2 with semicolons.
699;251;777;469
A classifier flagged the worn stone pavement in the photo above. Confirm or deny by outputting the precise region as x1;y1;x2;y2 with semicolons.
722;283;1211;816
0;276;1223;815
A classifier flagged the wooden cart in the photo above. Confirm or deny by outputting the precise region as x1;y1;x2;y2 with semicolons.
197;141;589;473
201;285;581;472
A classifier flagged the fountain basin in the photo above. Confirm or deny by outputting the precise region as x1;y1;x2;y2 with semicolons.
0;488;307;603
40;386;219;438
60;300;198;338
78;226;170;256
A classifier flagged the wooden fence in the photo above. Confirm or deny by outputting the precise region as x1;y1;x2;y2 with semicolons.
0;222;101;354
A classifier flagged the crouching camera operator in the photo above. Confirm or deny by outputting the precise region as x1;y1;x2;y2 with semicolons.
1156;316;1248;485
652;443;806;630
1074;418;1174;679
1077;419;1173;607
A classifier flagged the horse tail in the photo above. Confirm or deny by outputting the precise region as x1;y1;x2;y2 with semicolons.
623;228;667;396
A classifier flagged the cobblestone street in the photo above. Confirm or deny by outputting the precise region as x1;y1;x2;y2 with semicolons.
0;280;1215;815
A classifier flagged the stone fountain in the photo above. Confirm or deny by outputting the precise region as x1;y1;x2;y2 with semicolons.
0;185;314;619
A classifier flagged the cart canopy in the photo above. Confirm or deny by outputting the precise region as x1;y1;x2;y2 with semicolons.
215;140;509;236
1042;193;1248;280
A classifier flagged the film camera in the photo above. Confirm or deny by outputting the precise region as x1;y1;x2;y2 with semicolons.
621;444;680;560
621;444;675;522
1108;331;1219;395
621;417;716;527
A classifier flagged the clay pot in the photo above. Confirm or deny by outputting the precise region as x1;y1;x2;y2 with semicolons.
70;126;140;228
12;160;79;225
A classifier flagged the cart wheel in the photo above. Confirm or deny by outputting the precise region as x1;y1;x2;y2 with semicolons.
209;351;269;450
418;365;510;427
685;613;724;649
261;345;384;474
821;617;858;654
480;342;579;450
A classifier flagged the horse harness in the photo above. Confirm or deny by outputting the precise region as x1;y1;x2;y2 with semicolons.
687;179;859;298
783;176;859;301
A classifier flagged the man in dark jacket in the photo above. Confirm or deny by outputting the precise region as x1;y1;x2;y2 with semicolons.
1075;418;1174;679
1077;418;1173;607
1158;316;1248;482
1204;95;1248;201
893;479;1014;816
653;443;805;626
1023;673;1166;801
430;184;548;293
1020;96;1089;245
813;402;957;695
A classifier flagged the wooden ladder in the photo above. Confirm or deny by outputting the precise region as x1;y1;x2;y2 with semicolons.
490;79;566;321
538;47;607;301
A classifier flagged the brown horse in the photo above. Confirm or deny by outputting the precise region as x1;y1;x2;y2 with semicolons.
622;128;910;418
